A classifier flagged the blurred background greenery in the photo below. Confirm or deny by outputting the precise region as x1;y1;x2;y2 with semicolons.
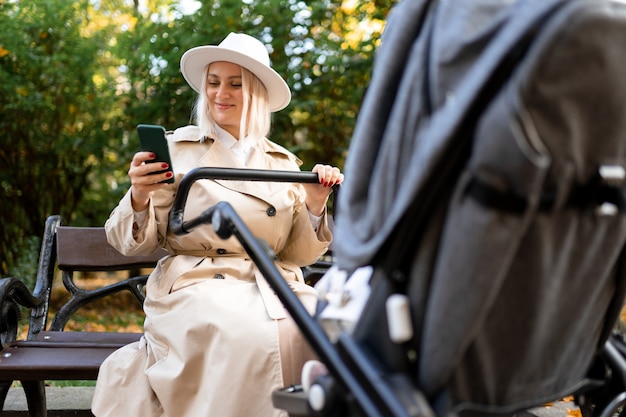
0;0;397;286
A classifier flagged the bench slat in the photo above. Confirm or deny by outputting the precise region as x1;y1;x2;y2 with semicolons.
0;346;118;380
12;331;142;349
34;331;142;345
0;333;143;381
56;226;167;271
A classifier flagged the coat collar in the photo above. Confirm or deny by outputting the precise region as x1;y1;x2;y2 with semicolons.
169;125;302;203
169;125;300;164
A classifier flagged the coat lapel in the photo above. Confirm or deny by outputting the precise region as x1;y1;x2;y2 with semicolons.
170;125;301;204
197;137;288;202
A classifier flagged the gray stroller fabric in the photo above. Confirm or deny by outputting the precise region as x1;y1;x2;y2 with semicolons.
333;0;626;413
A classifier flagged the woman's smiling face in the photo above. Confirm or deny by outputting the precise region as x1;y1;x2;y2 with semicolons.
206;61;244;139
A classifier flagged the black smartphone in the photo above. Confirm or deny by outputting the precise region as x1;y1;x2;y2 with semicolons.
137;124;175;184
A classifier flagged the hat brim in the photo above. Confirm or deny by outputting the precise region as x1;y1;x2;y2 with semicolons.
180;46;291;112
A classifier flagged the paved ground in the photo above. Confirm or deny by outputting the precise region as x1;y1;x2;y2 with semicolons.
520;399;581;417
3;386;581;417
4;387;94;416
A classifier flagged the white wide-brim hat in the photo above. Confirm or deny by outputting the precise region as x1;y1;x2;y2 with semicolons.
180;32;291;112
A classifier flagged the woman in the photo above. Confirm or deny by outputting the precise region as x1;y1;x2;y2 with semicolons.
91;32;343;417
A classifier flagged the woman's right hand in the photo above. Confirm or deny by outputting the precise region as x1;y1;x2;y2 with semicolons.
128;151;173;211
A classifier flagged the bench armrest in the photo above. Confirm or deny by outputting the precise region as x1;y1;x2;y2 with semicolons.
0;277;44;345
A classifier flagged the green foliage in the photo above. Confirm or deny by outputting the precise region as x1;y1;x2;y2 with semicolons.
47;380;97;387
6;236;40;291
0;0;398;276
0;0;125;275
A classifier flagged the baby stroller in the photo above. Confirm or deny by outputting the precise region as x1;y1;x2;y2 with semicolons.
172;0;626;415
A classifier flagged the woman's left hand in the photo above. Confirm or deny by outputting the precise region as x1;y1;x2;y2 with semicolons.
303;164;344;216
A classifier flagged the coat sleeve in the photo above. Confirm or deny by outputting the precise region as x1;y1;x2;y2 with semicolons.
104;187;172;256
277;183;333;266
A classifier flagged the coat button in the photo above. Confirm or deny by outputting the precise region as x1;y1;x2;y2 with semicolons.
266;206;276;217
214;274;225;279
216;248;226;255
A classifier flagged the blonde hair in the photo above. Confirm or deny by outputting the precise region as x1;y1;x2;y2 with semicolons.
194;64;271;142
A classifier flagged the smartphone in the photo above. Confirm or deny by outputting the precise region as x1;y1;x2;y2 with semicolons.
137;124;175;184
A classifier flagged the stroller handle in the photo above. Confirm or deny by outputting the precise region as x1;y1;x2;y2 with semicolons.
169;167;323;235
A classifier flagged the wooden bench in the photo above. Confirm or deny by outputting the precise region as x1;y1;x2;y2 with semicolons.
0;214;331;417
0;215;167;417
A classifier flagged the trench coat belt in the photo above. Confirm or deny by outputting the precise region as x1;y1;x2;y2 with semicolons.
254;269;288;320
169;249;288;320
170;249;247;257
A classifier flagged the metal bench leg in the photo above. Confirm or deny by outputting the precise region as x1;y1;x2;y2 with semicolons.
22;380;47;417
0;380;11;411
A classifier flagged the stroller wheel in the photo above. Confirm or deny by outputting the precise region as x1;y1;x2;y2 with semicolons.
307;374;342;416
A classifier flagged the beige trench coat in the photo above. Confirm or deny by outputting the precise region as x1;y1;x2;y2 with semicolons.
91;126;332;417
